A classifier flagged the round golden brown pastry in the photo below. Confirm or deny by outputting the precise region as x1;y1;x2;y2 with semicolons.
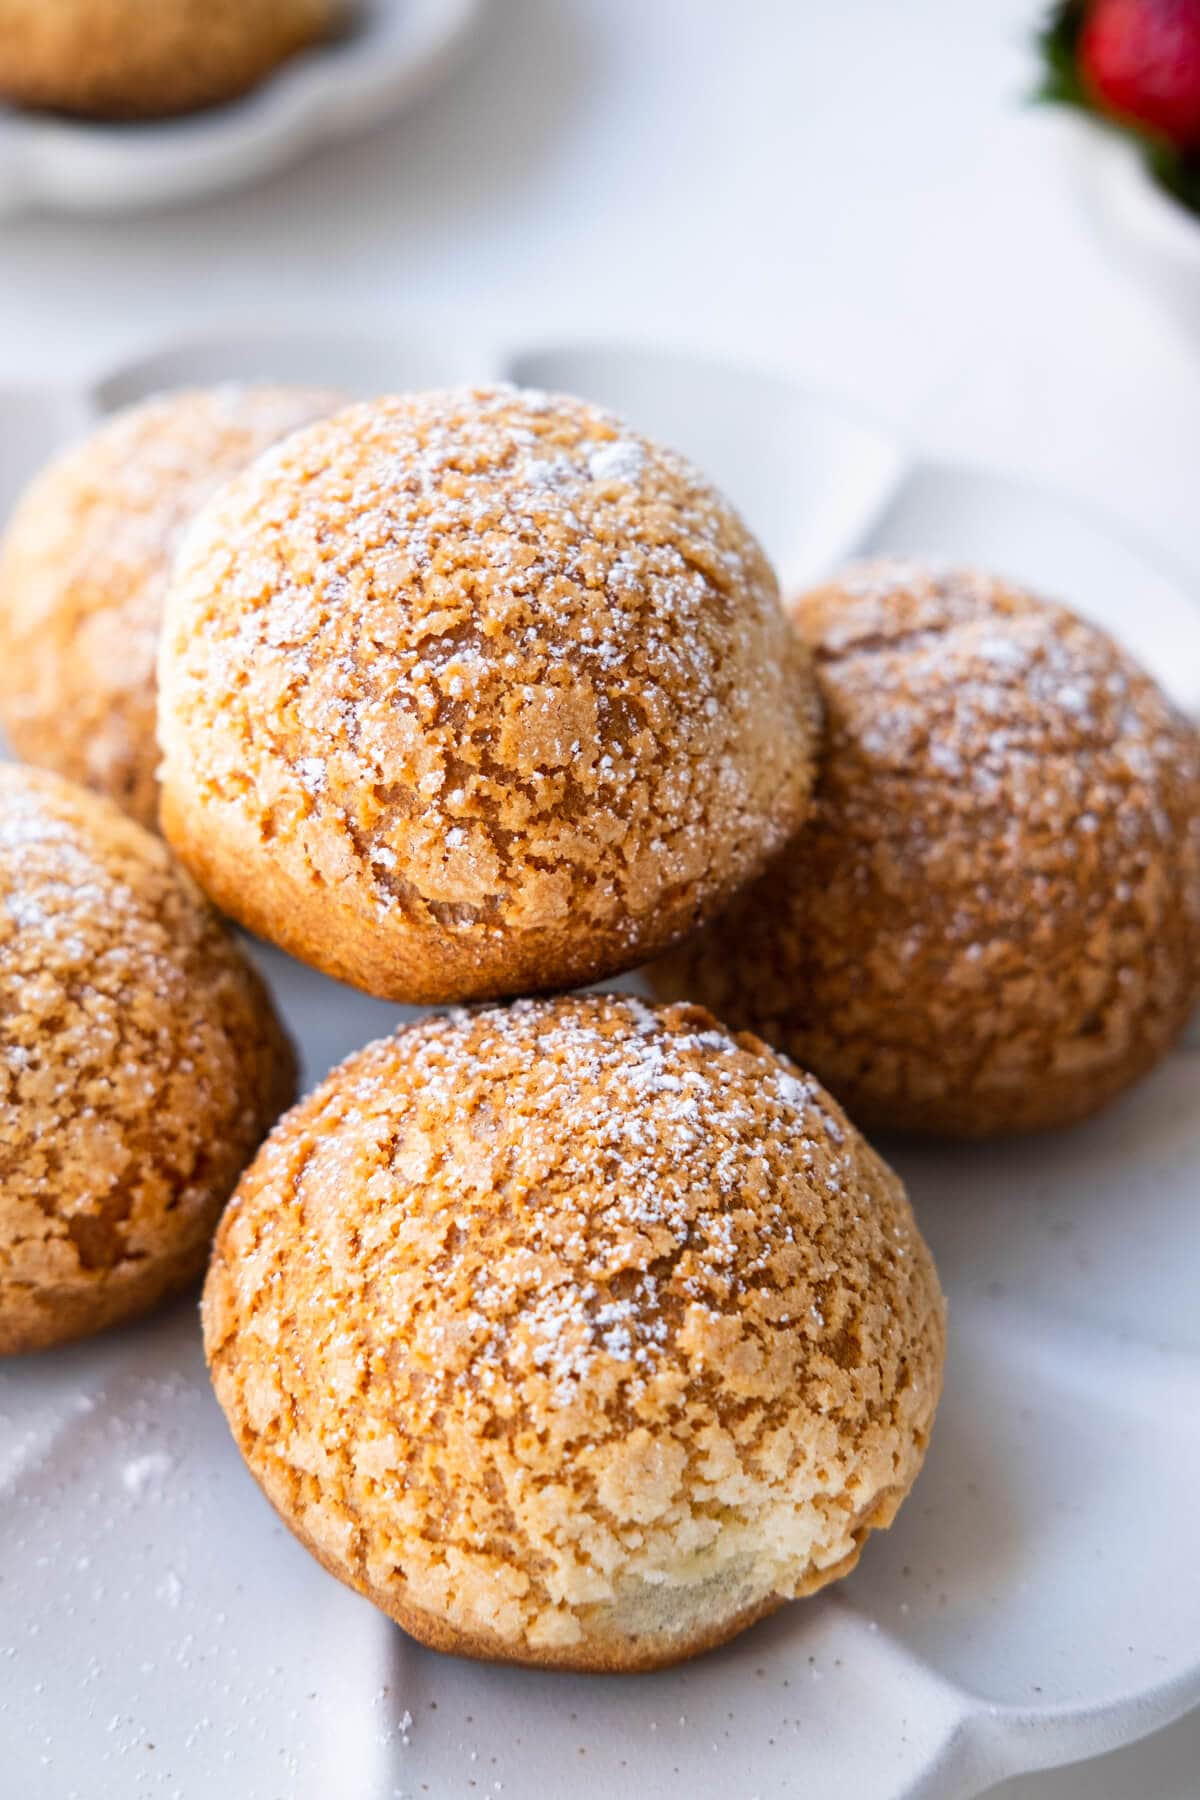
0;764;295;1355
157;386;820;1004
0;0;345;119
654;560;1200;1138
0;385;343;831
203;992;945;1672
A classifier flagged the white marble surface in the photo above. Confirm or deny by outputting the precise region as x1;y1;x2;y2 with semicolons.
0;3;1196;1793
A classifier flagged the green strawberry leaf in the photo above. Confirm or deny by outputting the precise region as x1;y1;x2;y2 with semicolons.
1034;1;1091;107
1151;141;1200;210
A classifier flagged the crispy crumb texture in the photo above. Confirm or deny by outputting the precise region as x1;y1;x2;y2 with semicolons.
204;994;945;1671
0;0;344;119
0;384;342;829
0;766;296;1355
157;386;820;1004
655;560;1200;1137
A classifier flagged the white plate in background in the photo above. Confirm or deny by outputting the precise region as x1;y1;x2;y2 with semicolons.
1056;113;1200;356
0;327;1198;1800
0;0;485;217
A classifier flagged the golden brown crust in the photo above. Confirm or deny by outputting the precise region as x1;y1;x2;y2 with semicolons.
158;387;820;1003
275;1490;881;1670
653;560;1200;1138
0;385;343;831
203;994;944;1670
0;765;296;1355
267;1480;786;1672
271;1481;900;1672
0;0;345;119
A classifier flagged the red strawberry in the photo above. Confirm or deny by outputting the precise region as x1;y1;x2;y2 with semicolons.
1079;0;1200;149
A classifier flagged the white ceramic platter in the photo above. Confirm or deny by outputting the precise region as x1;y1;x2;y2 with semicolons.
0;328;1197;1800
0;0;486;217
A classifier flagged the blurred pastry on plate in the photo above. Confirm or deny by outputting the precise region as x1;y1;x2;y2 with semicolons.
653;559;1200;1138
157;386;820;1003
0;384;343;830
0;765;295;1355
0;0;349;120
203;993;945;1671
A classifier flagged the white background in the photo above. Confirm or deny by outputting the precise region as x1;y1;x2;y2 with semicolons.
0;2;1196;1794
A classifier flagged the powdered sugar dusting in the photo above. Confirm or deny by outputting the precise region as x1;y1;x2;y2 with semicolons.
659;559;1200;1136
159;385;815;982
0;765;293;1322
0;383;343;829
804;561;1193;871
279;995;873;1410
209;991;943;1658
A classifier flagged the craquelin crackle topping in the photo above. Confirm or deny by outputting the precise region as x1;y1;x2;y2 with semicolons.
0;384;342;829
0;764;295;1354
158;386;819;1002
655;560;1200;1137
204;994;944;1660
